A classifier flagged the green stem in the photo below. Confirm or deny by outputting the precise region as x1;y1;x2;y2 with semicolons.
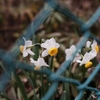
28;78;38;100
40;71;44;99
49;56;54;70
63;64;72;100
22;70;38;99
27;43;40;49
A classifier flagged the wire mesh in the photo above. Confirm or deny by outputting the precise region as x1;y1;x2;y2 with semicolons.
0;0;100;100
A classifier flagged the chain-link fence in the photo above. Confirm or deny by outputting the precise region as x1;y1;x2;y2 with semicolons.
0;0;100;100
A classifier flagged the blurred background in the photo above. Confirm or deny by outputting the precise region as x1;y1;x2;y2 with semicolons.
0;0;100;50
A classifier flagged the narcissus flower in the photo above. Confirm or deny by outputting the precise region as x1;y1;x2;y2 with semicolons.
65;45;81;62
86;40;99;53
20;37;35;57
91;40;99;53
76;50;96;68
30;57;49;70
41;38;60;57
86;40;91;48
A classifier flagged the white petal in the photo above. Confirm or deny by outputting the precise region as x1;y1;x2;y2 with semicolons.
41;38;59;49
77;52;89;66
42;50;48;57
82;52;90;63
23;50;28;57
49;38;60;48
66;55;71;61
41;42;49;49
50;38;56;42
83;51;94;62
30;58;48;67
79;51;96;66
93;40;97;46
23;37;33;47
80;63;84;66
65;45;76;56
86;41;91;48
30;58;35;63
76;60;83;66
88;50;97;59
55;43;60;48
49;38;56;46
73;54;81;62
25;40;33;47
76;60;81;63
27;49;35;55
41;40;53;49
70;45;76;51
91;40;97;50
30;58;37;66
65;48;71;55
41;38;52;49
37;58;48;67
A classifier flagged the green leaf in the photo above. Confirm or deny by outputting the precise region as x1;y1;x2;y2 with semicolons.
17;88;22;100
60;91;66;100
28;77;38;100
22;70;39;99
49;56;54;70
0;94;11;100
32;35;39;60
70;85;78;98
64;83;71;100
14;72;29;100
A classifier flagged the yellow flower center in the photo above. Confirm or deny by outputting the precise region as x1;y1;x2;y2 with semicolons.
48;47;58;56
20;45;24;53
85;61;93;68
95;46;99;53
34;66;41;70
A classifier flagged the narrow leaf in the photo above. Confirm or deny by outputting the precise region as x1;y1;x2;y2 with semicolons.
14;72;29;100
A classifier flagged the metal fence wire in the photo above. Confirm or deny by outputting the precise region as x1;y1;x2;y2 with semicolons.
0;0;100;100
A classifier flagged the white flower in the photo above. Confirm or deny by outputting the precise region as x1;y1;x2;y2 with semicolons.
91;40;99;52
86;40;99;53
76;50;96;68
30;57;49;68
41;38;60;57
76;40;99;68
65;45;81;62
86;40;91;48
20;37;35;57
